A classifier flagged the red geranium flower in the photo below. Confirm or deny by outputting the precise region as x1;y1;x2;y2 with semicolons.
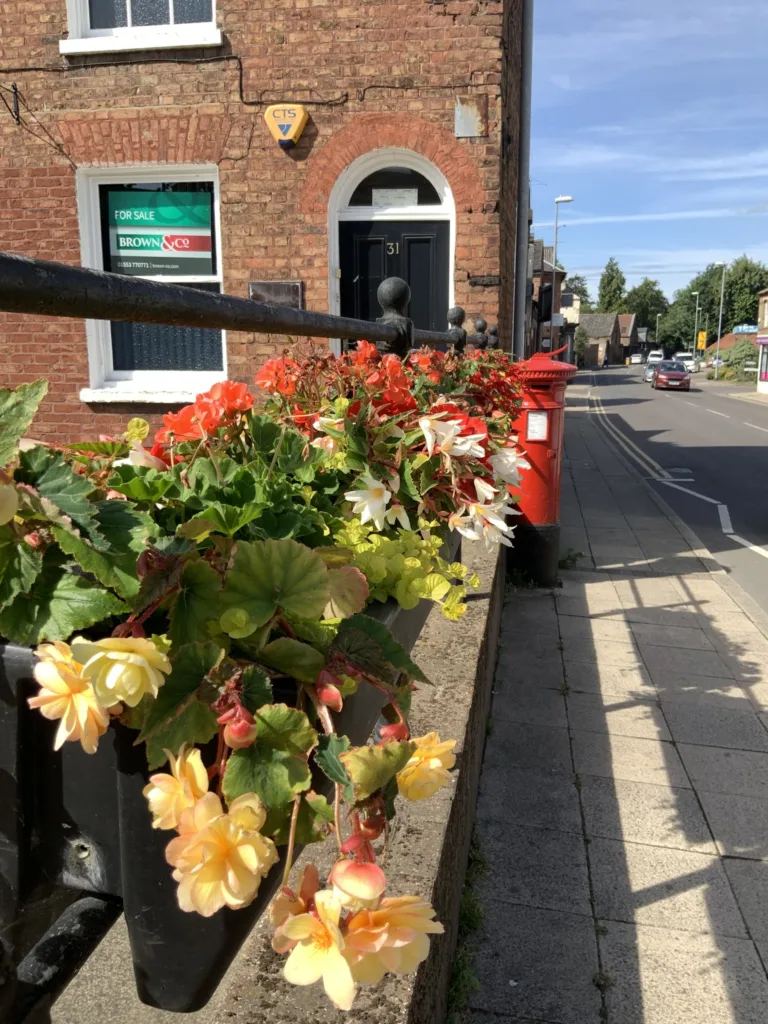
154;403;218;444
348;340;380;366
204;381;254;418
254;357;300;396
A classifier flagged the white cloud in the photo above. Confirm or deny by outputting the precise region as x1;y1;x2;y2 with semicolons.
534;208;765;229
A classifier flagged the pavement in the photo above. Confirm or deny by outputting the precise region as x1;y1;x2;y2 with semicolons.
587;366;768;611
465;384;768;1024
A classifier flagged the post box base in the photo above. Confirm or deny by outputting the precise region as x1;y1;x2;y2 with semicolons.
507;522;561;588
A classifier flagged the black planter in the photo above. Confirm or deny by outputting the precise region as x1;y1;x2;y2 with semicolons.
0;535;458;1014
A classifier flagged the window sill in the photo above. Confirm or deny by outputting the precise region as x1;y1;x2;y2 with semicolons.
60;26;222;56
80;387;197;405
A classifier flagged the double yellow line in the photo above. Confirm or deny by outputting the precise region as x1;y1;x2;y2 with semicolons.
589;383;671;481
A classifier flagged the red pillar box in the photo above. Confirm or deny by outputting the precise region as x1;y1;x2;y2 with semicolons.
508;347;577;586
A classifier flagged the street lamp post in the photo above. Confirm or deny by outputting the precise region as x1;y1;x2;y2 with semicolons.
550;195;573;349
656;312;662;347
715;262;727;381
692;291;700;354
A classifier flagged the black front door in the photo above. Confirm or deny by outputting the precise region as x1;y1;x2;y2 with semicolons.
339;220;450;333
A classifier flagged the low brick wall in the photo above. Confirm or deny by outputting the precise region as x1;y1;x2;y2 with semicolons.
50;542;504;1024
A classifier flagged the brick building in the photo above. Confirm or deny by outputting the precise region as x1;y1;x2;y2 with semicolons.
0;1;524;442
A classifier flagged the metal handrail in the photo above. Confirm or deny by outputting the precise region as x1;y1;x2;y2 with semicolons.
0;253;495;350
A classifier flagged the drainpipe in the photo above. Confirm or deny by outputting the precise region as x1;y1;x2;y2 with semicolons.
512;0;534;360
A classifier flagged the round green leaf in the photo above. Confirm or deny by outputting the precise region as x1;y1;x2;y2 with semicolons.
254;703;318;755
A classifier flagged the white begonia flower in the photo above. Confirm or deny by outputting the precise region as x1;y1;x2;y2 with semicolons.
385;505;411;531
448;497;519;551
313;416;345;434
419;417;485;460
489;448;531;487
311;435;339;456
127;440;168;472
344;474;392;531
474;478;498;504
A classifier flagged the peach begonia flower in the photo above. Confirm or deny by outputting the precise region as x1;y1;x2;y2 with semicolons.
29;641;110;755
344;896;445;985
71;635;171;709
329;858;387;912
396;732;457;801
143;744;209;830
281;890;357;1011
270;864;321;953
166;792;278;917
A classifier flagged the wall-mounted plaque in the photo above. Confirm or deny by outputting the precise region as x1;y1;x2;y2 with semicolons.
248;280;305;309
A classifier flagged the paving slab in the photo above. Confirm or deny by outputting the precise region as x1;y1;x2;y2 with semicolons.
590;837;746;937
475;819;591;917
466;904;602;1024
491;681;568;728
651;670;753;710
558;613;633;643
677;743;768;798
662;702;768;752
723;859;768;941
482;719;573;778
495;650;565;690
639;642;734;681
564;660;657;700
567;691;670;742
571;731;691;789
630;621;715;651
562;636;644;670
599;921;768;1024
696;790;768;861
580;774;716;854
475;766;582;834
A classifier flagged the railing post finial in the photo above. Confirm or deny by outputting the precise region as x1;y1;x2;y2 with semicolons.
473;318;489;350
447;306;467;354
376;277;413;357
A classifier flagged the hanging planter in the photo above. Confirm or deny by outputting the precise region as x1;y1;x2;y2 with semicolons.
1;342;525;1014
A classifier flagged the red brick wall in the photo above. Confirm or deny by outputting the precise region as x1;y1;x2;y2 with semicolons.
0;0;518;443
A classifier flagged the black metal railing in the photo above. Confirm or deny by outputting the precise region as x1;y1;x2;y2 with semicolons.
0;253;498;357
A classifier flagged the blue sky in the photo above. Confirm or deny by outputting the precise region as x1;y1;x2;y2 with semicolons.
531;0;768;300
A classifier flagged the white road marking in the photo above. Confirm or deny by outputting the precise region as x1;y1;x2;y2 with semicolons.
706;408;730;418
745;422;768;434
731;535;768;560
659;480;721;504
718;504;733;534
684;401;698;408
590;393;671;479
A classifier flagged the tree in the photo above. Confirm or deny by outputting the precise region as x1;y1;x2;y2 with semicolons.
564;274;593;311
574;325;590;362
624;278;668;339
725;256;768;329
597;258;626;313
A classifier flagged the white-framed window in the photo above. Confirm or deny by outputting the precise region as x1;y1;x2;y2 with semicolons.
77;165;227;404
61;0;221;56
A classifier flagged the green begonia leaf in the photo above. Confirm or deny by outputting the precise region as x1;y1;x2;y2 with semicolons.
169;561;222;648
269;791;335;845
18;448;99;538
315;734;354;803
254;703;318;756
259;638;325;683
0;524;43;612
107;465;177;503
145;700;219;771
339;741;416;802
190;502;264;538
220;538;329;627
324;566;369;619
331;613;430;685
240;665;273;713
0;562;126;644
222;744;312;811
139;641;223;747
0;379;48;468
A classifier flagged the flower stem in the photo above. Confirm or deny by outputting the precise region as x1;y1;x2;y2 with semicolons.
334;784;343;850
281;794;303;887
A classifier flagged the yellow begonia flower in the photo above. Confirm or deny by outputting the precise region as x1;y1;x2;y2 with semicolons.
396;732;457;801
143;745;209;830
282;890;357;1011
71;635;171;708
270;864;320;953
166;792;278;918
344;896;444;985
29;641;110;755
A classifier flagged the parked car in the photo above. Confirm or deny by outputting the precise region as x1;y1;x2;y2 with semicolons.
630;352;644;365
643;362;657;382
706;356;725;369
651;360;691;391
674;351;699;373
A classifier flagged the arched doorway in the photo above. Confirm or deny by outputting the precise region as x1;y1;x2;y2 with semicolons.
327;149;455;332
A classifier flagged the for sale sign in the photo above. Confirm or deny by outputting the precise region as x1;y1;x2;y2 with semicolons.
107;191;214;277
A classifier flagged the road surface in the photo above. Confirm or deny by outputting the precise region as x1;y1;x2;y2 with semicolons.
586;366;768;610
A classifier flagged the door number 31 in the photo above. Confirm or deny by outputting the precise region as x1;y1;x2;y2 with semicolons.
386;242;400;255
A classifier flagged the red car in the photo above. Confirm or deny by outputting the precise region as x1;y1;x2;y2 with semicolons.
652;360;691;391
